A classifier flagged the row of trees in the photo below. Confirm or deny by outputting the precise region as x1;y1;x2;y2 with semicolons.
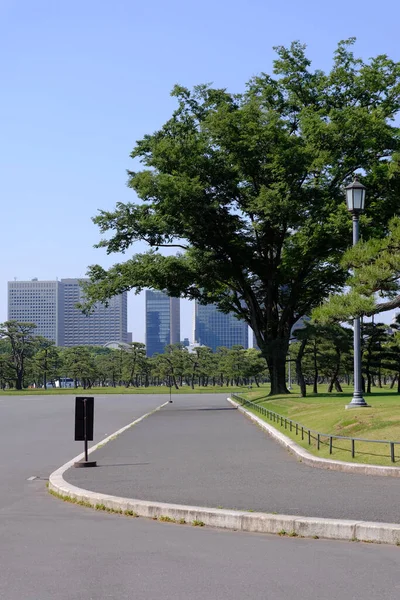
1;319;400;393
290;318;400;396
0;321;266;390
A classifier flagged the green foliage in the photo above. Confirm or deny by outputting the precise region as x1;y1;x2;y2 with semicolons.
315;217;400;321
61;346;97;389
0;321;268;390
0;321;38;389
83;40;400;394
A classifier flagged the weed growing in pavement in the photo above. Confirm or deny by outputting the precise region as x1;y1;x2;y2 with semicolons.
124;510;138;517
159;515;176;523
288;531;298;537
277;530;287;536
178;518;186;524
192;520;205;527
48;488;93;509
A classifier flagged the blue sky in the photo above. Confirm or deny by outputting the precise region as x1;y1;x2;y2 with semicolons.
1;0;399;342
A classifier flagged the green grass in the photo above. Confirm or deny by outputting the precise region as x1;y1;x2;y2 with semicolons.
239;385;400;467
0;384;257;396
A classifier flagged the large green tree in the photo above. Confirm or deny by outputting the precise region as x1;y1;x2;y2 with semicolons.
83;39;400;395
0;321;38;389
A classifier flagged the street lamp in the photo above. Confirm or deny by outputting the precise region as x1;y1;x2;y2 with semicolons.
345;174;370;408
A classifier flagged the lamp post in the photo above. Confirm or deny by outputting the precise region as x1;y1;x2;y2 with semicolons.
288;343;292;390
345;175;370;408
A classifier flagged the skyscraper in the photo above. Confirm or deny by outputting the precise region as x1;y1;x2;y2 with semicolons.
61;278;128;347
145;290;180;356
8;279;64;345
7;278;128;347
193;301;248;351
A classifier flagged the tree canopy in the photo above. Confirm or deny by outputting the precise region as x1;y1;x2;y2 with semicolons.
313;216;400;323
82;39;400;394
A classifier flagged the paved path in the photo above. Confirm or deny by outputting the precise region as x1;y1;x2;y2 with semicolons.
66;394;400;523
2;393;400;600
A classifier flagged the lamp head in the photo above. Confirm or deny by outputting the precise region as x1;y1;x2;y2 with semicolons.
345;174;366;215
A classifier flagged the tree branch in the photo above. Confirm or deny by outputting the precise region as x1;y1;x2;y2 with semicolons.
367;295;400;316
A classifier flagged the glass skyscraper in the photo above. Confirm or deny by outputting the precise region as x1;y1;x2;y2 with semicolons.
194;301;248;351
145;290;180;357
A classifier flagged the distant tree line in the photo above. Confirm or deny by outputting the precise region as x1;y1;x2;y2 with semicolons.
0;321;266;390
2;320;399;393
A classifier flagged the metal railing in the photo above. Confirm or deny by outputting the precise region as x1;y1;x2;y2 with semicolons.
231;394;400;464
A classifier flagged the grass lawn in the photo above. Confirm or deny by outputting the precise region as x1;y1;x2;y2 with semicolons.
238;385;400;467
0;384;247;396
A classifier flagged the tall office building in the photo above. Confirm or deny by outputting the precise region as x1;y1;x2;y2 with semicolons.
193;301;248;352
7;278;128;347
61;279;128;347
145;290;180;357
8;279;64;345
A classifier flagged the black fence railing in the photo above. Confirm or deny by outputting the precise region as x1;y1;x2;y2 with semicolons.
231;394;400;464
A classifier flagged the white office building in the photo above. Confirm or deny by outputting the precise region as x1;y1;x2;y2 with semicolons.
8;279;64;345
7;278;128;347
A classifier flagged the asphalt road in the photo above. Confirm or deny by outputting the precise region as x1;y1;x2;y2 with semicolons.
1;393;400;600
66;394;400;523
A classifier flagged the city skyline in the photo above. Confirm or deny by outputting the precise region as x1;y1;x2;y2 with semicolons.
3;279;396;347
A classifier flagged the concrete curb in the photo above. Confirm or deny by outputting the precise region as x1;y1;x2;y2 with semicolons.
48;397;400;545
49;400;170;482
228;397;400;478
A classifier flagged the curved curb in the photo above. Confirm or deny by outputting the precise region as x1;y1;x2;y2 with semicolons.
49;400;170;487
48;399;400;545
228;397;400;478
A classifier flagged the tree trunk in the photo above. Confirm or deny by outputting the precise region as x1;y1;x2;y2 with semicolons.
328;357;341;393
390;375;397;389
377;371;383;388
334;378;343;392
312;343;318;394
295;338;307;398
264;342;290;396
16;371;23;390
366;371;372;394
